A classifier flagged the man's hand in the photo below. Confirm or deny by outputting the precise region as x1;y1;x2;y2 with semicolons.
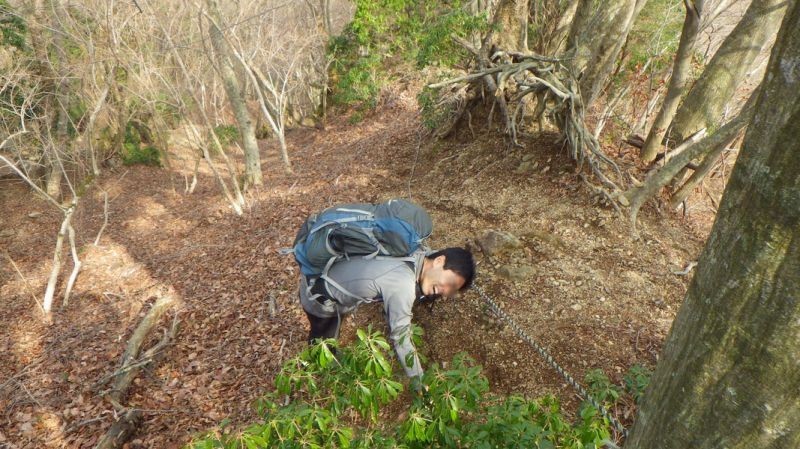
409;375;425;392
409;375;430;404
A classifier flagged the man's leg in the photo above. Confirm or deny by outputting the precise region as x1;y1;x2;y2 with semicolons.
305;309;340;344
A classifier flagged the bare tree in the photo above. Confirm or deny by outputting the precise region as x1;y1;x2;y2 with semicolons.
203;0;264;188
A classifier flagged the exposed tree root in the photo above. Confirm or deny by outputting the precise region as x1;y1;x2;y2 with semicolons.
428;44;624;203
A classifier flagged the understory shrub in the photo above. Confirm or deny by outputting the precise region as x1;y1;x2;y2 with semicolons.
186;327;614;449
121;122;161;166
329;0;488;109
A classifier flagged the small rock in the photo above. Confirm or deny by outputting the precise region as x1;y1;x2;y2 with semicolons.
497;264;535;282
0;229;14;238
570;304;582;311
476;230;522;256
576;280;583;287
28;212;41;218
514;161;533;174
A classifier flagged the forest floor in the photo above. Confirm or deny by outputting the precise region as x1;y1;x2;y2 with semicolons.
0;87;716;448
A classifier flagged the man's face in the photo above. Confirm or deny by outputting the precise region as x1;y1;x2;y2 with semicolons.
420;255;466;298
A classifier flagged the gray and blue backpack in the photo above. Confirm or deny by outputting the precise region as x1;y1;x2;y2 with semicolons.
289;199;433;281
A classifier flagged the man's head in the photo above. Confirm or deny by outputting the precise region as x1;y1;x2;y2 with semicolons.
418;247;476;298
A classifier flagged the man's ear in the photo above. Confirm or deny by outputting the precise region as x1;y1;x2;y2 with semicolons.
434;255;446;268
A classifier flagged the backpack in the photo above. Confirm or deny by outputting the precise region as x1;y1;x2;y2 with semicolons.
288;199;433;281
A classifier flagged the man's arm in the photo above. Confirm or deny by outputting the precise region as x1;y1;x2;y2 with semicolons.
380;279;423;378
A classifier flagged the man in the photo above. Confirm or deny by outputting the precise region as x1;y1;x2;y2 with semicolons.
298;247;475;379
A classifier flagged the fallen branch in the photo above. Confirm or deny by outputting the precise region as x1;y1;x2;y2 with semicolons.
94;410;142;449
95;294;179;449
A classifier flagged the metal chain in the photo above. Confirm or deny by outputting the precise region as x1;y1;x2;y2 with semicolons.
474;284;629;439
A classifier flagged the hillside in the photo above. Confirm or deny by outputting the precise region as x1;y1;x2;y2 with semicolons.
0;90;709;448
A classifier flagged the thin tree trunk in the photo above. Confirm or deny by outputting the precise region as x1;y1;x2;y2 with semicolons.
626;4;800;446
640;0;704;163
43;204;75;314
44;0;69;199
669;0;789;144
205;0;263;188
668;129;740;208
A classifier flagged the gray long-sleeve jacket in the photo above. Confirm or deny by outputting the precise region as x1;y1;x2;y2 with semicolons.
298;251;425;378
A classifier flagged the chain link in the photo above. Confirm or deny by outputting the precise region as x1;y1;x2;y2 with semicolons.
474;284;629;439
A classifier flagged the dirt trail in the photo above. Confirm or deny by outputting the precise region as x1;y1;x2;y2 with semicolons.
0;91;708;448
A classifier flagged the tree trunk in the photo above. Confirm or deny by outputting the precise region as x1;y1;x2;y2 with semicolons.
668;128;740;208
565;0;647;109
490;0;529;53
205;0;263;188
546;0;579;55
668;0;789;144
640;0;704;163
626;4;800;447
44;0;70;199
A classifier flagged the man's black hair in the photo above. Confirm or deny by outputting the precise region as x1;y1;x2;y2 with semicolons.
428;247;476;290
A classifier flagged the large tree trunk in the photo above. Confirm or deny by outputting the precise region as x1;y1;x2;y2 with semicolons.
626;4;800;447
490;0;529;53
639;0;704;163
668;0;789;144
206;0;263;188
564;0;647;109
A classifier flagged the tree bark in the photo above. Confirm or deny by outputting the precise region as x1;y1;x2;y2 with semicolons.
205;0;263;188
565;0;647;109
490;0;529;53
626;3;800;447
668;0;789;144
640;0;704;163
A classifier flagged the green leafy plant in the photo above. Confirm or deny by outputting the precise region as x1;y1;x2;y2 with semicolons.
212;124;240;147
623;364;652;402
328;0;487;109
187;327;612;449
584;369;622;405
122;144;161;167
